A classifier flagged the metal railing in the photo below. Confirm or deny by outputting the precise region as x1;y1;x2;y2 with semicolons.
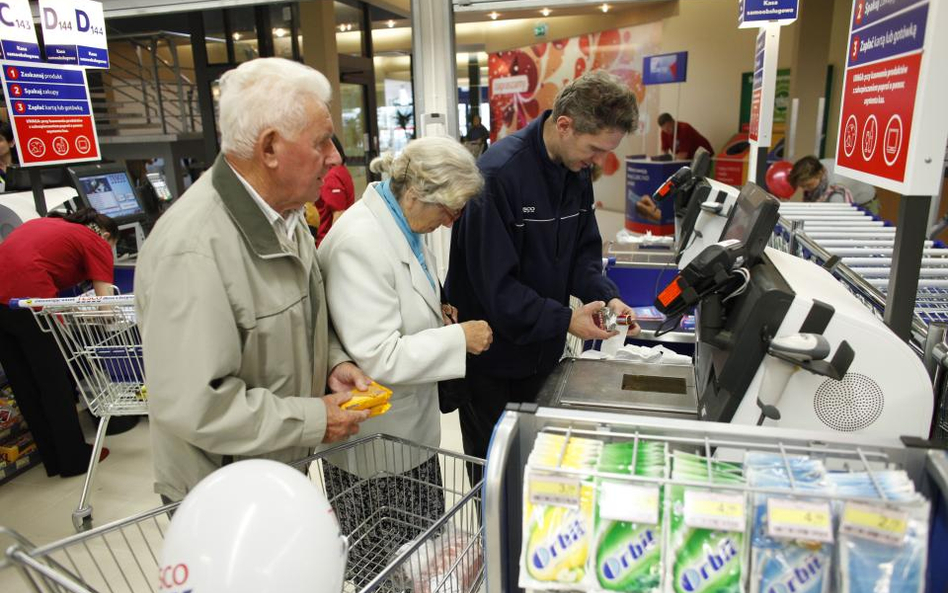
91;31;200;136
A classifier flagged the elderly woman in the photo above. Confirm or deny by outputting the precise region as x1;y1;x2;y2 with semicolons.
317;136;491;583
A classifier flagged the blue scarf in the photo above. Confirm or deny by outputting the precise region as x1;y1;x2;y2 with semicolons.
377;180;435;289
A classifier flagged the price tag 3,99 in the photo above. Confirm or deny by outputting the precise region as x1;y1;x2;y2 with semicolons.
684;490;746;531
839;502;907;546
767;498;834;543
528;473;582;507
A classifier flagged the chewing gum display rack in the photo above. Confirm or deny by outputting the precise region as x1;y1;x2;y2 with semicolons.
484;405;948;593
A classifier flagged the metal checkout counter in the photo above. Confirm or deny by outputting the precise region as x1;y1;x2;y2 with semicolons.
482;166;946;593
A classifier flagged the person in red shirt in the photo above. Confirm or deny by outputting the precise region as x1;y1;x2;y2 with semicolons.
0;208;118;477
315;136;355;246
658;113;714;160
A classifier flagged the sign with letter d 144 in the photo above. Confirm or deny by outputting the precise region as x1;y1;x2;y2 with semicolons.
1;60;101;166
835;0;948;195
38;0;109;68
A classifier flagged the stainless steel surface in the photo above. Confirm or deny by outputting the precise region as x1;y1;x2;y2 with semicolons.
484;412;519;593
4;435;485;593
606;243;677;268
539;357;698;418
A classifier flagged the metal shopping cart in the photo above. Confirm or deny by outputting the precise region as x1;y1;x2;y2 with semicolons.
10;295;146;532
2;434;485;593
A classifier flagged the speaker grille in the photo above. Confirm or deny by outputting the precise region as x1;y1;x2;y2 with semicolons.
813;373;884;432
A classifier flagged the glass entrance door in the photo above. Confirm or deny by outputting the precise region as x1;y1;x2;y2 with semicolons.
339;82;370;197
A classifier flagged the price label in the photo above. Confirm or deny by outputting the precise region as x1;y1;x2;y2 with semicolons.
684;490;746;531
529;474;581;507
767;498;834;543
839;502;907;546
600;482;660;524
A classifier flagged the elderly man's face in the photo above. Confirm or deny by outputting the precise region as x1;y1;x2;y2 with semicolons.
274;100;341;209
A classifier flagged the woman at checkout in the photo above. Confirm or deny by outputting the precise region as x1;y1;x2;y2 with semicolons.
0;208;118;477
318;137;492;576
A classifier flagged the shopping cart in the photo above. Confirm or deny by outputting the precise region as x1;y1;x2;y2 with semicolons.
10;295;146;532
2;434;485;593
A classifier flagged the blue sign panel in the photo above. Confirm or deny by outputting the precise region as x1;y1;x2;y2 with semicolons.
11;99;90;116
847;2;927;67
44;43;78;64
643;52;688;85
851;0;923;31
77;46;108;69
739;0;799;26
5;63;86;85
0;39;40;61
6;81;90;100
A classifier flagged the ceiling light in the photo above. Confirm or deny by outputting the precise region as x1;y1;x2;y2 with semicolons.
601;3;610;12
488;11;499;20
387;19;395;27
232;32;241;41
273;27;286;37
540;7;551;16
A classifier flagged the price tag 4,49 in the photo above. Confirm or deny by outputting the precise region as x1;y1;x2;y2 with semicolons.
839;502;907;546
684;490;746;532
767;498;834;543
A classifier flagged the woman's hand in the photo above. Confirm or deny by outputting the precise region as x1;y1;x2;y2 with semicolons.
461;320;492;354
441;303;459;325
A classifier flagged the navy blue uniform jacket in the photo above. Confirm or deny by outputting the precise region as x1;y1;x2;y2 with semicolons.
446;111;619;380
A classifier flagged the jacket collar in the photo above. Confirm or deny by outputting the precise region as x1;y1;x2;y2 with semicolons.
363;183;442;318
211;154;286;258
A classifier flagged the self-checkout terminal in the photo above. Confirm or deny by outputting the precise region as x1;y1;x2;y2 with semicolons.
539;167;933;441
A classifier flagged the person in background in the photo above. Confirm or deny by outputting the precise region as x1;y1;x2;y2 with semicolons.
0;208;117;477
317;136;492;583
135;58;370;504
658;113;713;160
789;155;878;214
315;136;355;246
446;70;642;484
466;114;490;150
0;121;16;191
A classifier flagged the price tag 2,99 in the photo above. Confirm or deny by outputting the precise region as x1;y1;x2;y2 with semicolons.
684;490;746;531
839;502;907;546
767;498;834;543
529;473;582;507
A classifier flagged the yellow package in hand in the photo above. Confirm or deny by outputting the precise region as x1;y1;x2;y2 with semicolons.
341;381;393;412
367;403;392;418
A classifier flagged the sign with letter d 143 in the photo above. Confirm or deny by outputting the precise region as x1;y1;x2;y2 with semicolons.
1;60;101;166
835;0;948;195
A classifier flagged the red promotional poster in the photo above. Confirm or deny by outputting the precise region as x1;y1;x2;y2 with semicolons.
0;61;101;166
836;52;921;184
748;88;762;142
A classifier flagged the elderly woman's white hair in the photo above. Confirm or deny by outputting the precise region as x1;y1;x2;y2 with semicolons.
370;136;484;210
218;58;332;160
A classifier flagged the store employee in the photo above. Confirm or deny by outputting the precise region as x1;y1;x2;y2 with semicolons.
659;113;713;160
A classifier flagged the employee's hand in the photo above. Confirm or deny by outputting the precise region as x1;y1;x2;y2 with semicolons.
328;361;372;393
461;320;493;354
676;151;689;160
608;297;642;337
568;301;618;340
441;303;459;325
320;391;370;443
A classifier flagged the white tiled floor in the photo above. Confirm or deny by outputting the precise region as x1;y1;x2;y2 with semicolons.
0;410;468;591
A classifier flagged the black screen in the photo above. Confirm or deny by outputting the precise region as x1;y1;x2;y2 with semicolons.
718;182;780;265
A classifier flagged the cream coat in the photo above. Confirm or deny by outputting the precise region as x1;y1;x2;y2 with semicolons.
135;156;350;501
317;183;466;475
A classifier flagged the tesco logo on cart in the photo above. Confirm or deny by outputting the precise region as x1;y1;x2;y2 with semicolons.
158;563;191;592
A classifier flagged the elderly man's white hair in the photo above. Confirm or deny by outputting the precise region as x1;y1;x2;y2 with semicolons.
219;58;332;160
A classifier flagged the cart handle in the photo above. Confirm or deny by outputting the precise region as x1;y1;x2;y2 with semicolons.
10;295;136;310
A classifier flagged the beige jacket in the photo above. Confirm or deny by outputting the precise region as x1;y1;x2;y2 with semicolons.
135;155;349;501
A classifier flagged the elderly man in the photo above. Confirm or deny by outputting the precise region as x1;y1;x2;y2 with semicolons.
135;58;370;503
